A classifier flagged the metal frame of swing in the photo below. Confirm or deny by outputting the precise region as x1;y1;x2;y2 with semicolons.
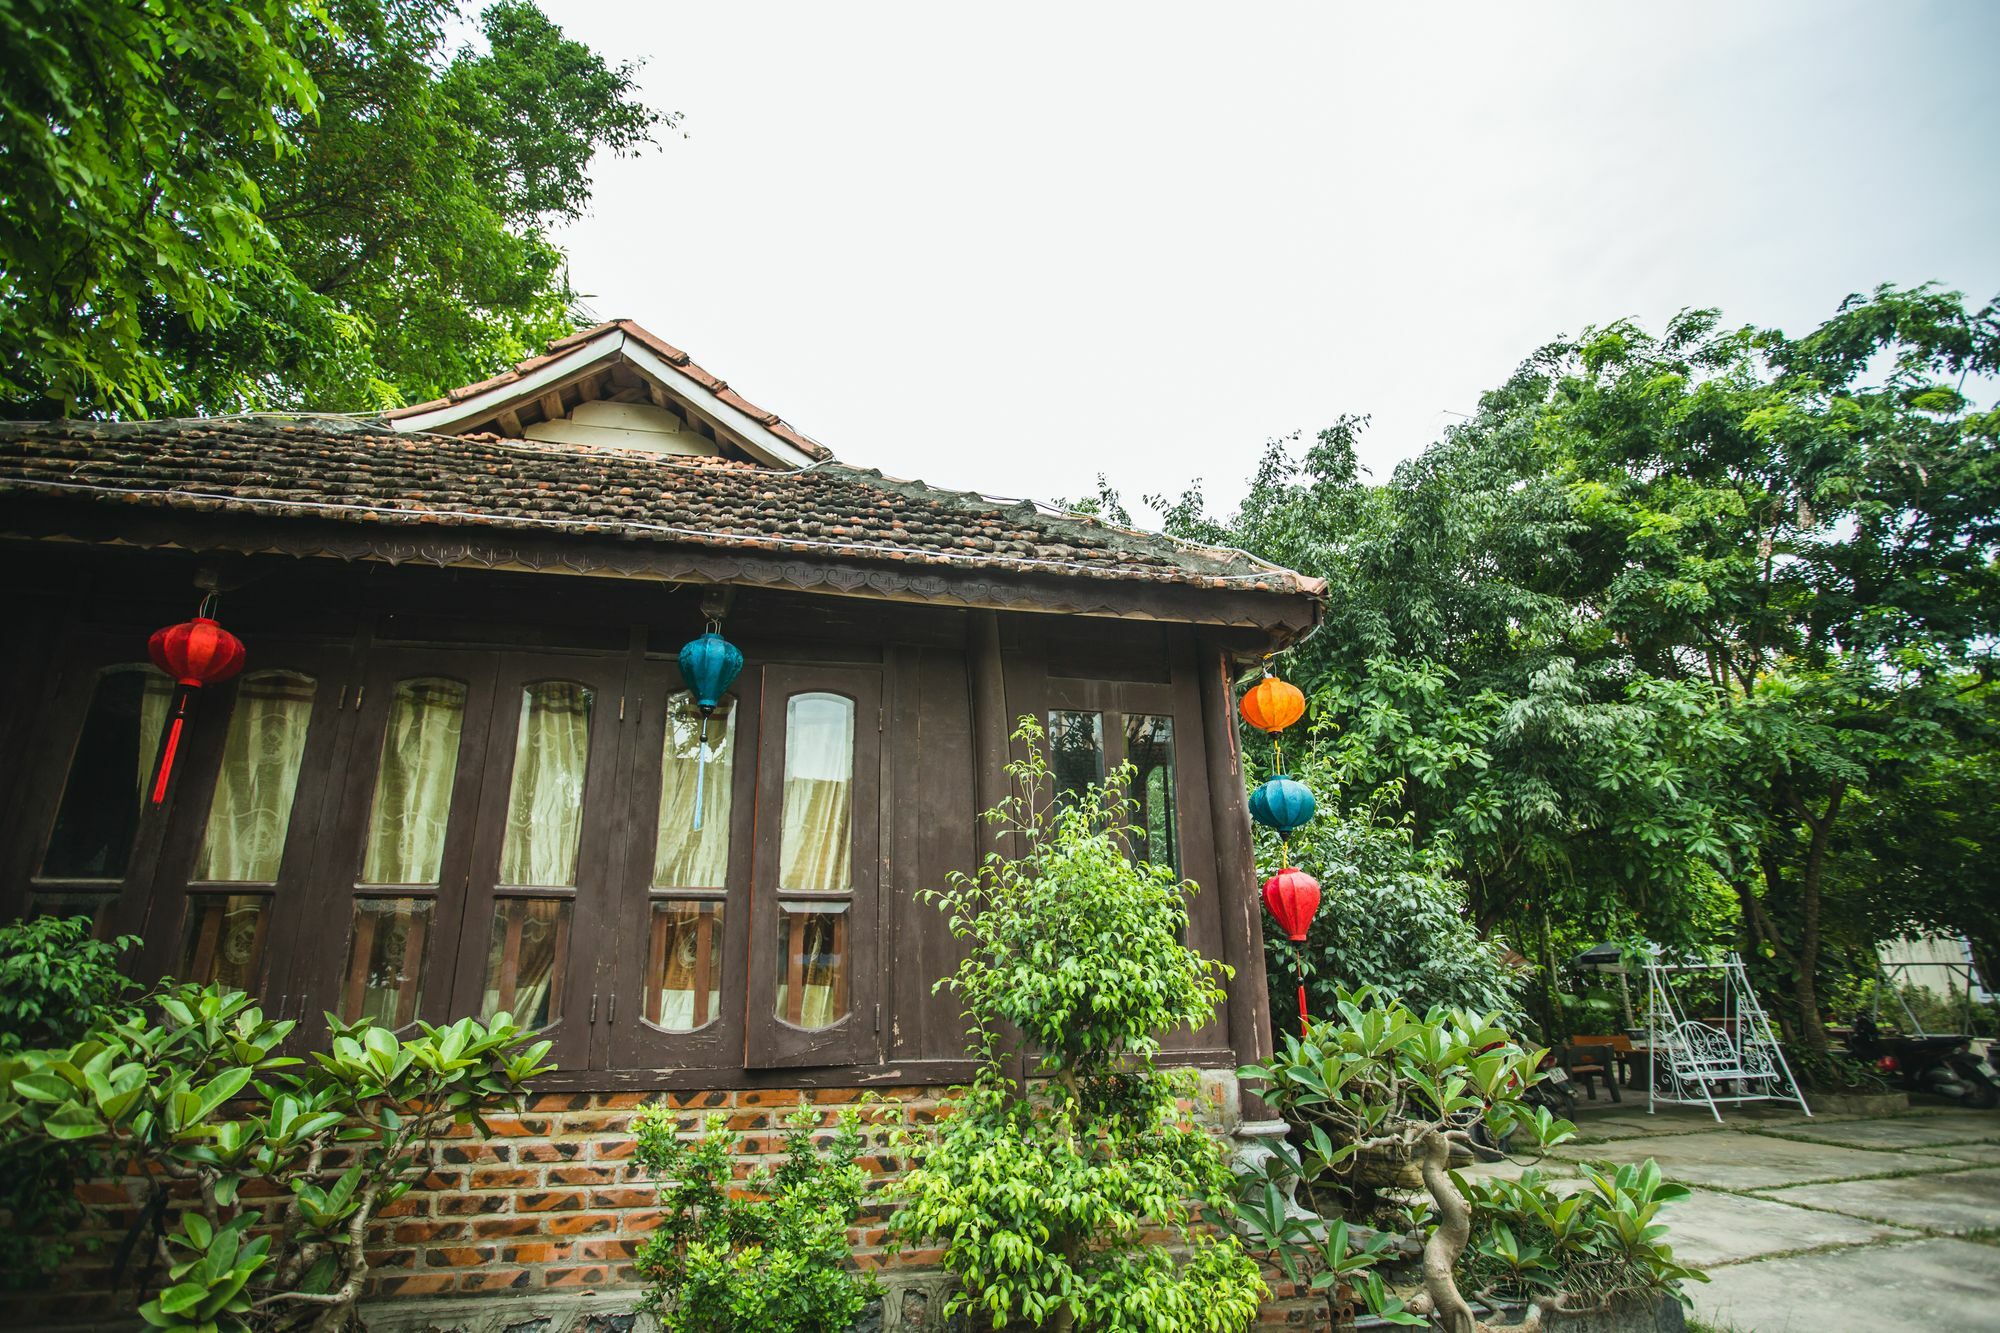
1644;951;1811;1123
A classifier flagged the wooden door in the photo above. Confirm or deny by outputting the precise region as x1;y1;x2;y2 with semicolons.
137;640;355;1013
744;664;883;1069
607;657;759;1070
441;652;629;1068
288;648;500;1043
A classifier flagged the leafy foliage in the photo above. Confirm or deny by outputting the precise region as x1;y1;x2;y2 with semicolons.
1461;1163;1704;1314
893;719;1265;1333
2;0;663;417
1240;987;1574;1333
0;915;141;1283
632;1102;878;1333
0;981;552;1331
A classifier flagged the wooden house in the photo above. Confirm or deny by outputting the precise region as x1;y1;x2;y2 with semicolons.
0;321;1322;1319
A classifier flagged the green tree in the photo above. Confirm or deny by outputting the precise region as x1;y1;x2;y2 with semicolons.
893;719;1265;1333
2;0;662;418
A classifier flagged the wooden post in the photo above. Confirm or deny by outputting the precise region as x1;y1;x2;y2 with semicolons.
1197;636;1275;1078
967;610;1029;1091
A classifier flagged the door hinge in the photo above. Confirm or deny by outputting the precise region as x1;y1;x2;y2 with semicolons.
618;694;626;721
589;992;599;1024
607;994;617;1026
354;685;365;709
873;1001;882;1034
335;684;346;711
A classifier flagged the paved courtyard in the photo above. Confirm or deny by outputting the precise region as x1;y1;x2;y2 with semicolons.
1462;1095;2000;1331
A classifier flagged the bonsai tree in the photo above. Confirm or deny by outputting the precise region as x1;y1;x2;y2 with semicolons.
1240;987;1573;1333
0;981;552;1332
893;718;1266;1333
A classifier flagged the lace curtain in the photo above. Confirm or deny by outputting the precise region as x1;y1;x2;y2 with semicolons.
360;679;467;884
778;693;853;893
654;693;733;887
497;683;593;887
194;672;315;881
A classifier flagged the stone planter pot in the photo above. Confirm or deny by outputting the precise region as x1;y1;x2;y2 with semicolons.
1479;1291;1686;1333
1345;1144;1424;1191
1809;1090;1907;1116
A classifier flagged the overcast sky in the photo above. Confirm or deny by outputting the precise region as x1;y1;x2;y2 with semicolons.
542;1;1999;522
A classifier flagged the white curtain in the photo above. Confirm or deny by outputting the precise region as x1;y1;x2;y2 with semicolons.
482;897;569;1027
360;679;467;884
778;693;853;893
497;683;593;886
650;900;723;1031
776;907;846;1029
654;693;733;888
194;673;315;881
136;672;174;801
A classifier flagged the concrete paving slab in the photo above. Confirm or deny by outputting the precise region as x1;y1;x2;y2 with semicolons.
1693;1237;2000;1333
1911;1141;2000;1165
1552;1129;1918;1189
1758;1109;2000;1152
1758;1166;2000;1234
1652;1187;1911;1268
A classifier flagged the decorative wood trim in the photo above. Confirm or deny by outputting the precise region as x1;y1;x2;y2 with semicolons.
1198;634;1275;1094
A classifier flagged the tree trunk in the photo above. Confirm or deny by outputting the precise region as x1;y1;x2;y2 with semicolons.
1415;1129;1477;1333
1791;786;1845;1057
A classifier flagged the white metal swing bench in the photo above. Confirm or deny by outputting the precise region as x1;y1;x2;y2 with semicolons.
1644;951;1810;1122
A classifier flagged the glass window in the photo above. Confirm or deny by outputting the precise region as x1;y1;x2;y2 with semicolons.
655;693;734;888
775;904;848;1030
193;672;316;882
496;682;594;887
340;896;433;1027
646;900;724;1031
31;891;119;939
481;897;571;1027
1047;710;1104;806
1124;714;1179;874
779;693;854;893
40;668;172;879
180;894;268;991
359;678;467;885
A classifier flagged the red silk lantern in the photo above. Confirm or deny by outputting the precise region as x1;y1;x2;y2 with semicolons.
1263;867;1321;1035
1262;867;1321;942
1240;675;1305;735
145;613;246;805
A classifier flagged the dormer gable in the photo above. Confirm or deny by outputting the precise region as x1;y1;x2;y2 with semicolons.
382;320;830;469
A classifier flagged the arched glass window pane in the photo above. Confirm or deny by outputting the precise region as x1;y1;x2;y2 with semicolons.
646;900;723;1031
654;692;734;888
41;668;172;879
775;904;848;1029
497;682;594;887
193;672;316;882
779;693;853;893
360;679;467;885
1124;714;1179;875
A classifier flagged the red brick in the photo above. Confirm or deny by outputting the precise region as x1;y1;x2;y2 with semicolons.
588;1187;654;1209
424;1245;496;1268
370;1273;455;1297
456;1267;531;1293
503;1242;561;1264
392;1221;468;1244
517;1190;587;1212
518;1141;585;1163
543;1212;617;1236
546;1165;622;1187
545;1265;610;1287
435;1193;509;1216
470;1217;544;1239
470;1167;542;1189
574;1238;637;1262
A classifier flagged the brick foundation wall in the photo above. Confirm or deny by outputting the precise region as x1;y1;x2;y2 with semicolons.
7;1079;1329;1333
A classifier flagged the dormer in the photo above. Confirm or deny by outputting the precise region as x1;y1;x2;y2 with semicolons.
381;319;830;469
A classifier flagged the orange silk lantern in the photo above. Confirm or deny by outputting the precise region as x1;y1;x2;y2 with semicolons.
1239;674;1305;735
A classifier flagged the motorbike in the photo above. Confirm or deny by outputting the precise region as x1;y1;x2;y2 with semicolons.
1848;1013;2000;1109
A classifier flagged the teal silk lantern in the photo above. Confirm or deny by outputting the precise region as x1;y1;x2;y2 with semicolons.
1249;775;1316;834
677;625;744;830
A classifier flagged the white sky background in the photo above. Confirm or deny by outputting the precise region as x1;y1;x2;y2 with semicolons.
541;1;2000;523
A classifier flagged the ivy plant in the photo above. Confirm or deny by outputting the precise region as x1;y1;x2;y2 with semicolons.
0;982;552;1332
632;1100;878;1333
893;718;1266;1333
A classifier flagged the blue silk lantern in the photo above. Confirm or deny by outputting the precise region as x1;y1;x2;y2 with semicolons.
1249;774;1316;834
677;626;743;830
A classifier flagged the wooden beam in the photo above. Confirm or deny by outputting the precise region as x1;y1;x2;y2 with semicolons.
608;384;647;404
578;369;609;403
539;391;567;423
496;408;524;438
1197;633;1275;1096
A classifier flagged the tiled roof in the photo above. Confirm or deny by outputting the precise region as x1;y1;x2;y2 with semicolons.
0;417;1323;597
383;320;833;462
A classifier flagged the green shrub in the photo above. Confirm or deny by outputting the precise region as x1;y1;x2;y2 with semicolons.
0;981;552;1331
632;1101;878;1333
0;914;140;1285
1462;1162;1705;1313
892;719;1266;1333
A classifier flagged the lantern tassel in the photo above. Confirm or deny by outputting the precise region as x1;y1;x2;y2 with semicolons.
149;686;194;806
692;712;709;831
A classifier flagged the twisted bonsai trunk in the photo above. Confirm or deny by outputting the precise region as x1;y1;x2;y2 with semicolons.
1415;1127;1477;1333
